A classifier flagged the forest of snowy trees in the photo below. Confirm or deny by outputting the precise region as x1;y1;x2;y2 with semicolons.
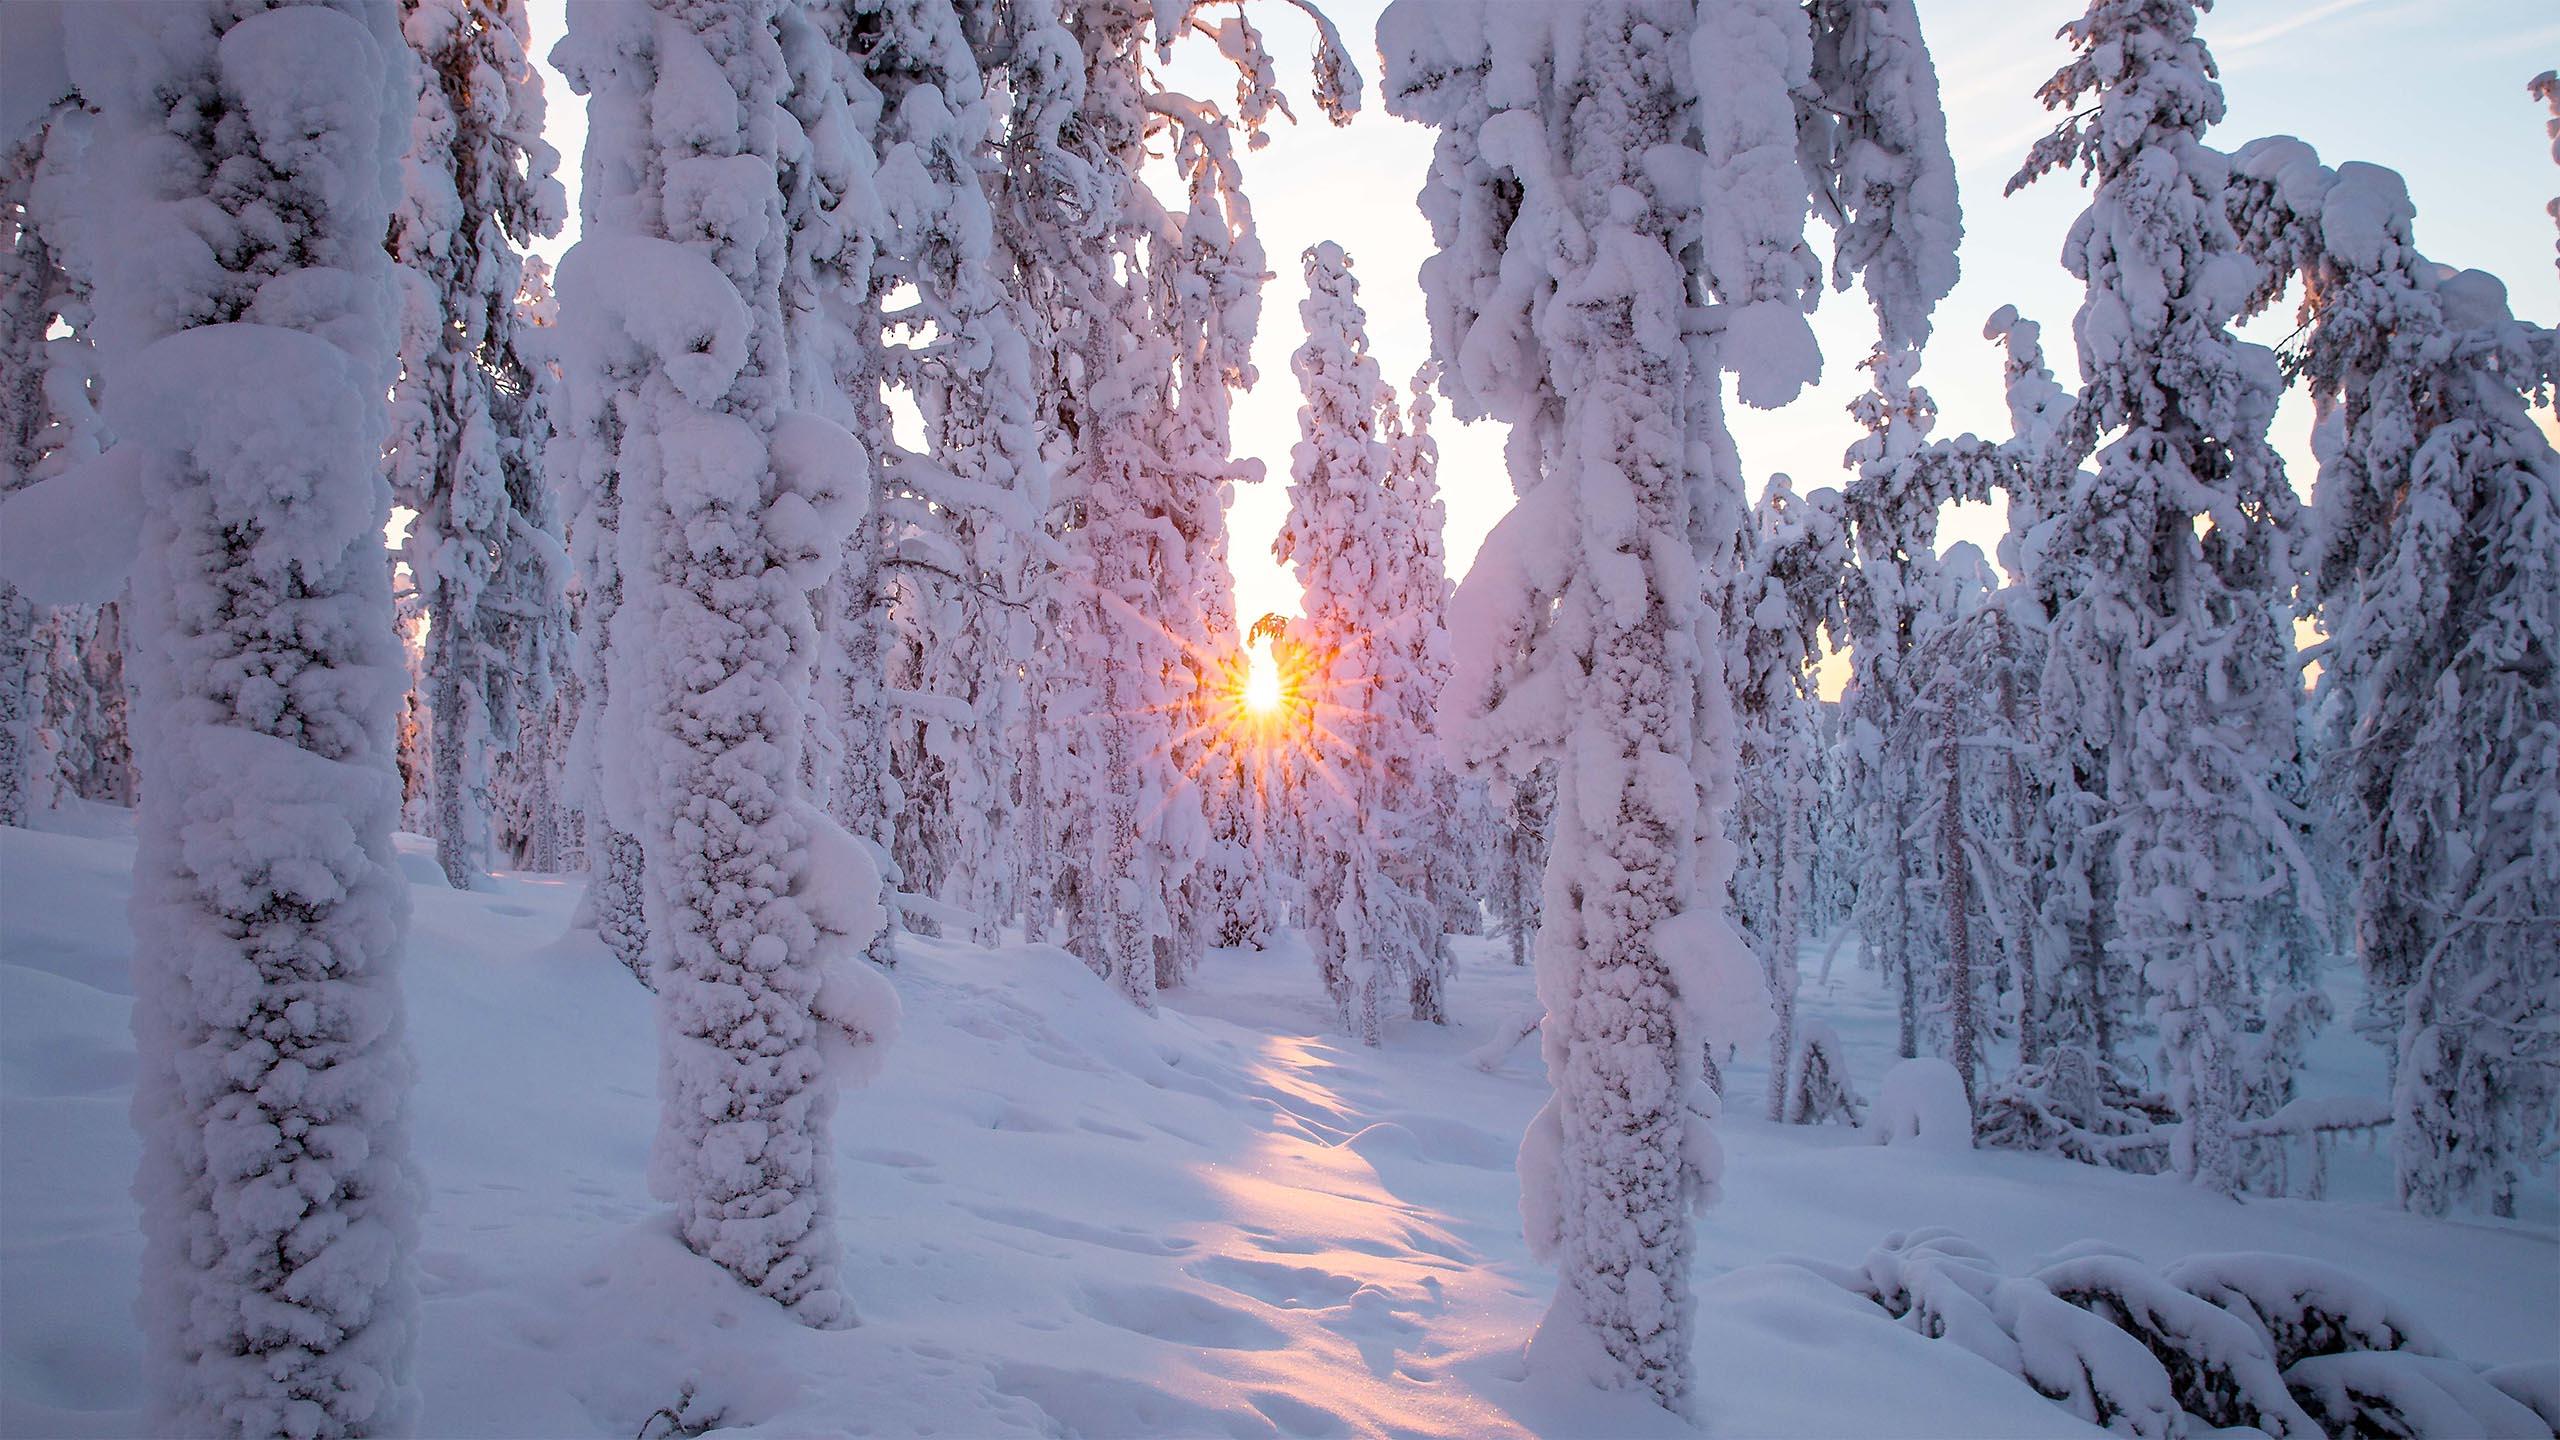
0;0;2553;1434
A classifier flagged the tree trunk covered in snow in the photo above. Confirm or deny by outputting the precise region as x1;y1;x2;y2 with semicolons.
51;3;425;1430
1393;0;1957;1404
1938;702;1976;1111
1990;606;2041;1069
1729;478;1847;1124
555;0;892;1325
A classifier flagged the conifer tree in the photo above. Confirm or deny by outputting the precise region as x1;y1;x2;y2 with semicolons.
1728;476;1850;1119
1388;0;1915;1404
1277;242;1446;1042
389;0;566;889
2012;0;2324;1195
859;0;1047;948
2230;137;2560;1215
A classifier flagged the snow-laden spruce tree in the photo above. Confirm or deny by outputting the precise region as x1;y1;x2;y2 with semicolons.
765;0;901;967
1034;0;1204;1005
0;100;128;828
1810;0;1965;1062
2228;138;2560;1216
1891;545;2005;1106
1277;242;1446;1043
386;0;565;890
27;2;425;1429
1839;348;1954;1060
0;119;62;830
1387;0;1930;1404
1971;301;2154;1096
856;0;1047;948
1727;476;1851;1119
1489;763;1554;968
1377;361;1466;1016
554;0;894;1324
2011;0;2324;1196
485;253;573;873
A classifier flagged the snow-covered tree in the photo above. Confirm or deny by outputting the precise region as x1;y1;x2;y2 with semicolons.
1386;0;1962;1401
1378;360;1466;1013
1487;765;1552;968
22;2;426;1427
1890;545;2008;1108
2011;0;2325;1196
856;0;1048;948
1388;0;1816;1407
0;121;60;830
486;253;572;873
554;0;894;1324
1;101;127;829
1727;475;1850;1119
387;0;565;890
765;0;901;969
1276;241;1447;1043
1809;0;1965;1062
2229;137;2560;1216
1839;347;1953;1060
1388;3;1738;1399
1803;701;1861;942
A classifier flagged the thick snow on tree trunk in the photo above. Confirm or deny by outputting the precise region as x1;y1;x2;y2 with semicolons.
1494;766;1554;969
0;116;118;827
1391;0;1956;1400
44;3;425;1430
555;0;892;1325
1391;1;1776;1410
1937;701;1976;1110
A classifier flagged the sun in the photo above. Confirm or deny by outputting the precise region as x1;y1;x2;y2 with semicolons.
1242;641;1284;715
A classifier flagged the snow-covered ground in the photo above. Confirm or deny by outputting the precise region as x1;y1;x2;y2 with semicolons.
3;811;2552;1438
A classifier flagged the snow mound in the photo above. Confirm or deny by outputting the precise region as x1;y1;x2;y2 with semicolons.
1870;1057;1972;1149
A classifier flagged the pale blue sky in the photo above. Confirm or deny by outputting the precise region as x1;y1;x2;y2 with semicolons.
528;0;2559;635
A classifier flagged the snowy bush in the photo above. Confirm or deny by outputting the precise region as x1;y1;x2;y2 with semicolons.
1868;1058;1972;1149
1976;1045;2176;1174
2287;1352;2551;1440
1797;1234;2537;1440
1786;1021;1863;1127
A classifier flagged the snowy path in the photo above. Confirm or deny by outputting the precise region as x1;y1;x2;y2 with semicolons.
3;816;2553;1438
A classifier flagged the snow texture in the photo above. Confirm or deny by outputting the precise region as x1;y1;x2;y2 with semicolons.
1869;1058;1973;1149
47;1;426;1432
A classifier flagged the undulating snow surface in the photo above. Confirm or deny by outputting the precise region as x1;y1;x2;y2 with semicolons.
3;810;2552;1438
